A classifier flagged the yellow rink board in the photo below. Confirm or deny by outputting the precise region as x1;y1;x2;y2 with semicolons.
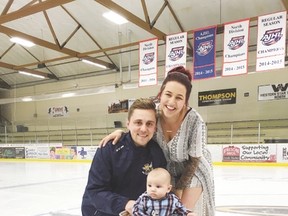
1;159;288;167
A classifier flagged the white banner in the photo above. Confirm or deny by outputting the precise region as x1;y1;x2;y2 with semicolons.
76;146;98;160
165;32;187;75
37;147;50;159
222;19;250;76
256;11;286;71
222;144;277;162
258;83;288;101
48;106;69;117
25;146;50;159
277;144;288;163
25;147;38;159
139;38;158;86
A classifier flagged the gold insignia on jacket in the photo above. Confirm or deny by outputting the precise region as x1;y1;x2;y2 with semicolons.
142;162;153;175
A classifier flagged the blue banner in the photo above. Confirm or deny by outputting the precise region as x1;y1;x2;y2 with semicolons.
193;26;216;80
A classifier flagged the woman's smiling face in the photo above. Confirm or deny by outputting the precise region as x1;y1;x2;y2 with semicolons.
159;81;187;118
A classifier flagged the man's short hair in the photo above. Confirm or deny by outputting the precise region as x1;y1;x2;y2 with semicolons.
128;98;156;121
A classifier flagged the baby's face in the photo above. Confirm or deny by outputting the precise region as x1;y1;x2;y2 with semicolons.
146;175;171;199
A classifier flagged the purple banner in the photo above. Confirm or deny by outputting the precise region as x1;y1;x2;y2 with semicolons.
193;26;216;80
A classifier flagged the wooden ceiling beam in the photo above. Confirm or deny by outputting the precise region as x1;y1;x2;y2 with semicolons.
20;0;41;10
95;0;167;41
16;41;140;69
43;10;61;48
0;61;15;70
0;0;74;24
141;0;150;24
0;1;115;71
1;0;14;16
0;61;54;79
281;0;288;10
150;1;167;28
0;25;79;57
61;5;118;70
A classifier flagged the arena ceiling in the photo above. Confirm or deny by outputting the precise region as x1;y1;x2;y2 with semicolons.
0;0;287;90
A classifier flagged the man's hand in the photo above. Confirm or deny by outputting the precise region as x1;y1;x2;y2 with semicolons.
119;210;130;216
124;200;135;215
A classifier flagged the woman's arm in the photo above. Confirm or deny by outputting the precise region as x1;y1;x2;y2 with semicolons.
175;157;202;210
175;156;199;189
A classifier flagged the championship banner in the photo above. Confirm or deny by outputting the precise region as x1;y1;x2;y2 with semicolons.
139;38;158;86
198;88;236;106
222;19;250;76
256;11;286;71
193;26;216;80
258;83;288;101
165;32;187;75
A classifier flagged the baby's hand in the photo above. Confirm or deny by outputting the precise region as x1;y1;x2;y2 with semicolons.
187;209;196;216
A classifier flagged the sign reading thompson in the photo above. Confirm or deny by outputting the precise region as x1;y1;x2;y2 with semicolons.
258;83;288;101
198;88;236;106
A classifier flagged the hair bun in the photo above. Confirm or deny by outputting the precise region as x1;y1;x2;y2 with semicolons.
168;66;192;81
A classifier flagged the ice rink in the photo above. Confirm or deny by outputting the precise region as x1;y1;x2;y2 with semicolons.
0;160;287;216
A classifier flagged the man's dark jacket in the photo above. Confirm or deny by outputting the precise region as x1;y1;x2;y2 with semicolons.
81;132;167;216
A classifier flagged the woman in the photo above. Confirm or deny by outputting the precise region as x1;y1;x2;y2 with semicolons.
100;66;215;216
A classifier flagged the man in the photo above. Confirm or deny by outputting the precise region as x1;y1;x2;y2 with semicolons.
81;98;167;216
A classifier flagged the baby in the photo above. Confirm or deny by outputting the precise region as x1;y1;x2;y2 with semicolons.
132;168;195;216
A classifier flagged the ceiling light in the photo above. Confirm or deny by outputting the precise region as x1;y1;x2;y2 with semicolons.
81;59;107;69
22;97;33;102
10;37;35;47
62;93;75;98
19;71;45;79
103;11;128;25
